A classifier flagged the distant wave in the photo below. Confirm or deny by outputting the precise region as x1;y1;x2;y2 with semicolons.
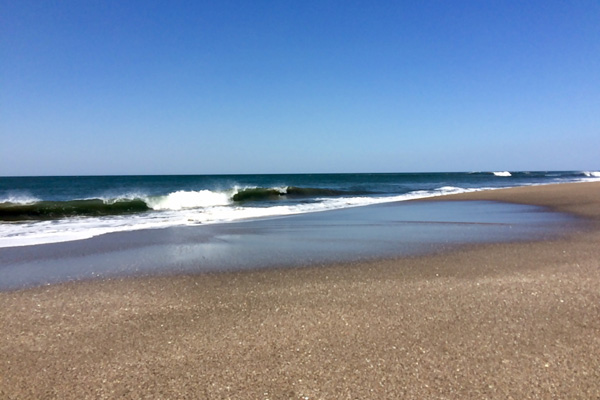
492;171;512;177
582;171;600;178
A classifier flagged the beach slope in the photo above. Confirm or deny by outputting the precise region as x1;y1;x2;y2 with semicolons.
1;182;599;399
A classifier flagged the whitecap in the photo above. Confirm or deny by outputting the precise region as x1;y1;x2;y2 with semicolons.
582;171;600;178
0;193;41;204
493;171;512;177
146;190;232;210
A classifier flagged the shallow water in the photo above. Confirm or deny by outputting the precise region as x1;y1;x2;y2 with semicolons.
0;201;576;291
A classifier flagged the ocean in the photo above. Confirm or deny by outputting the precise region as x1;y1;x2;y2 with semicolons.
1;171;599;248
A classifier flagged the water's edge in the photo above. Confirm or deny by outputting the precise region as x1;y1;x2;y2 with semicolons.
0;200;576;291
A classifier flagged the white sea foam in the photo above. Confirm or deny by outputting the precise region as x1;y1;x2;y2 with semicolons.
273;186;289;194
582;171;600;178
146;190;232;210
5;170;600;250
0;215;180;248
0;193;41;204
493;171;512;177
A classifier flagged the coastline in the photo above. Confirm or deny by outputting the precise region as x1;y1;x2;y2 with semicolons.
420;181;600;221
1;181;599;398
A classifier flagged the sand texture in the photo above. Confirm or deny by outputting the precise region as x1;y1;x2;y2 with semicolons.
1;182;599;399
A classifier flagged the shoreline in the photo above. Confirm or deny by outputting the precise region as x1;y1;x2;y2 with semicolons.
1;181;599;398
0;196;573;292
420;181;600;221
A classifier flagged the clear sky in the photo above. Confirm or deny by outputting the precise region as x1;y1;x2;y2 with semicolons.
1;0;599;176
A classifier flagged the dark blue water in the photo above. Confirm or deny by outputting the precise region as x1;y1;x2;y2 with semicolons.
1;171;596;203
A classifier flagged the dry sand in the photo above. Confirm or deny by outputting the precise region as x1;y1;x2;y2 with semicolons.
1;182;599;399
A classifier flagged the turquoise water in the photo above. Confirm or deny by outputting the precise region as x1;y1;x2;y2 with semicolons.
0;171;597;247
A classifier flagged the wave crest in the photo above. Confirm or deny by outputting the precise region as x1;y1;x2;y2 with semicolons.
0;194;41;205
232;187;286;202
493;171;512;177
582;171;600;178
231;186;356;202
146;190;231;210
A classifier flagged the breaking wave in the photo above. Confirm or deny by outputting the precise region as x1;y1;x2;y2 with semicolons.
146;190;231;210
232;186;364;202
0;199;150;221
492;171;512;177
0;185;479;247
0;186;378;222
582;171;600;178
1;170;598;248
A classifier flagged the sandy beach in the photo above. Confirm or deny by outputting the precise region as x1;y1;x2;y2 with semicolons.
1;181;599;399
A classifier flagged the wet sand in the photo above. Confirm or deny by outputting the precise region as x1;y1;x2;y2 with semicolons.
1;182;599;399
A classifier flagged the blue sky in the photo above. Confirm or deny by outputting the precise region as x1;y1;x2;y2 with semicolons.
1;1;599;176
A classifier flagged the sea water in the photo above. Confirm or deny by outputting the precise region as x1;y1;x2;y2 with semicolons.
0;200;577;290
1;171;598;248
